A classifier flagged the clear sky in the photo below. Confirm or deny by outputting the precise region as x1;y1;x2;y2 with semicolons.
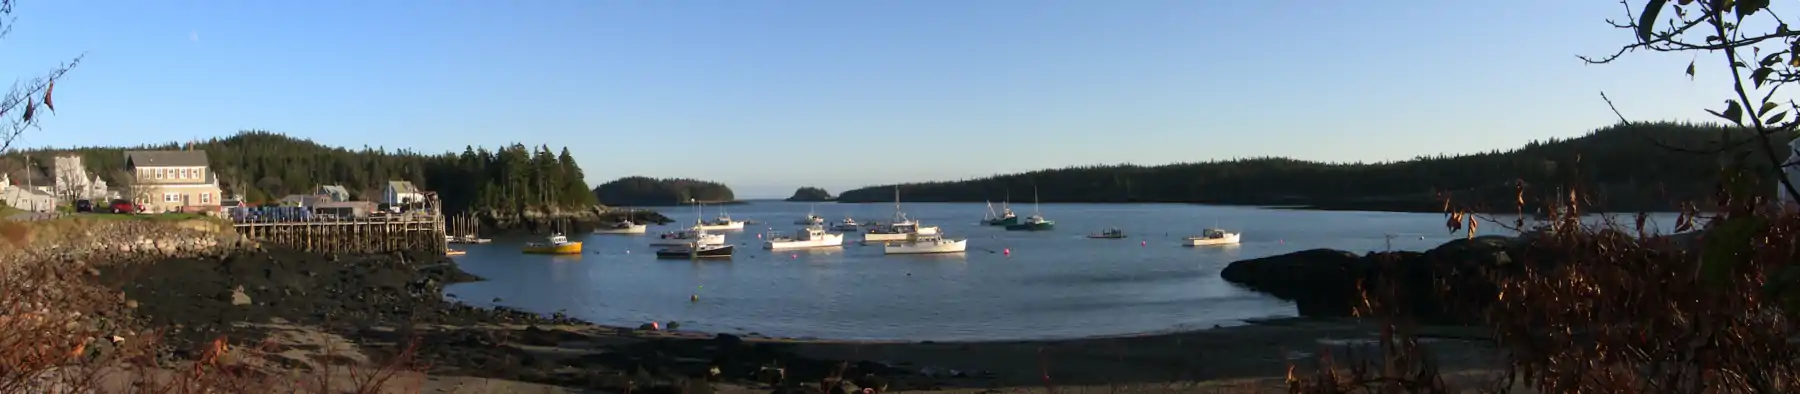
0;1;1735;198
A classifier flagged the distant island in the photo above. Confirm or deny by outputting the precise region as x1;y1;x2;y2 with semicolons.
785;187;834;202
591;176;739;206
835;122;1764;213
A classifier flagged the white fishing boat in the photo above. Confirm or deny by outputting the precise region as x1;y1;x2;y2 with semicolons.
831;217;860;232
794;204;826;225
697;204;746;231
865;217;941;242
883;233;968;254
1184;228;1241;246
654;203;725;246
652;227;725;247
763;225;845;250
592;220;649;234
863;187;939;242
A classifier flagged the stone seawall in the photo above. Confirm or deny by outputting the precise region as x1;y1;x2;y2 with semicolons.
0;219;260;266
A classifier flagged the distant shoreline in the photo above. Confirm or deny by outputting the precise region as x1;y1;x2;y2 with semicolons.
823;198;1680;215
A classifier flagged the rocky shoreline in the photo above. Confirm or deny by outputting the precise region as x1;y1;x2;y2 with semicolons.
5;218;1523;392
73;246;1513;392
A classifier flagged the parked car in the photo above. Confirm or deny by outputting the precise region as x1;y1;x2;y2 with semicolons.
74;199;93;213
109;199;139;214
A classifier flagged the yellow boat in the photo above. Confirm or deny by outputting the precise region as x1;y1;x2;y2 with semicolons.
522;233;584;255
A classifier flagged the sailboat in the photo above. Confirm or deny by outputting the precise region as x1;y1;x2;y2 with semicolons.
1004;186;1054;231
982;192;1019;226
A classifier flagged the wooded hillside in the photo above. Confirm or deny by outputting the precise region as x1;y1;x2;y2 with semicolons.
836;122;1772;212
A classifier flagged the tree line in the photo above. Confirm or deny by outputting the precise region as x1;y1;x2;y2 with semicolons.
591;176;737;206
0;130;599;214
836;122;1774;212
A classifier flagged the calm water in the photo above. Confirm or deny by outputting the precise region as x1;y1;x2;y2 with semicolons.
444;202;1678;341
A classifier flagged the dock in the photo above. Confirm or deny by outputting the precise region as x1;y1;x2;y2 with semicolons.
232;197;448;254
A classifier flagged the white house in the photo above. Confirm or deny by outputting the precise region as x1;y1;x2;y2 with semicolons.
382;181;423;205
315;185;350;202
49;155;109;202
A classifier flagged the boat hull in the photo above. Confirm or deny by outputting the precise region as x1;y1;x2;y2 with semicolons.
593;224;649;234
884;239;968;254
1185;233;1242;246
831;225;859;232
864;226;940;242
695;222;745;231
765;233;846;250
522;242;584;255
656;244;735;259
983;217;1019;226
650;233;724;247
1005;222;1055;231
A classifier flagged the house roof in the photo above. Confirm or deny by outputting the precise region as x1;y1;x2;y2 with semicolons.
388;181;420;194
124;150;210;168
318;185;348;194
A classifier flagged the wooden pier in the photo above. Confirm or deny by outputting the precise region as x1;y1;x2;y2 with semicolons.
233;216;446;254
232;195;449;254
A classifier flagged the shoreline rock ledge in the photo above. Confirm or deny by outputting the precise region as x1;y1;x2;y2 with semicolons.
1220;235;1527;324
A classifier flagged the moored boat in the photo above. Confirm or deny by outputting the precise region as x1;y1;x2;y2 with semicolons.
831;217;860;232
864;187;939;242
522;233;583;255
1087;227;1126;239
1184;228;1241;246
883;233;968;254
593;220;649;234
982;197;1018;226
865;218;940;242
764;225;845;250
1003;187;1054;231
795;205;826;225
697;213;746;231
656;243;735;259
1004;214;1054;231
651;227;725;247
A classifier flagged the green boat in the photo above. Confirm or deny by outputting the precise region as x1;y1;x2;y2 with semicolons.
1003;187;1053;231
1004;214;1054;231
982;199;1018;226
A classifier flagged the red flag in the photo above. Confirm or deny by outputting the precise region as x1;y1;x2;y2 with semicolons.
21;96;35;123
43;80;54;112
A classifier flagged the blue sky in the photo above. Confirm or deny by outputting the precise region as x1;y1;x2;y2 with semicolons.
0;1;1734;198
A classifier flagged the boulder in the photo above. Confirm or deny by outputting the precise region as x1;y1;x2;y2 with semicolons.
1221;236;1532;323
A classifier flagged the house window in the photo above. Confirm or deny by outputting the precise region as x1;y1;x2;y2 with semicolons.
196;168;204;179
201;192;212;204
163;193;179;203
156;169;165;179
